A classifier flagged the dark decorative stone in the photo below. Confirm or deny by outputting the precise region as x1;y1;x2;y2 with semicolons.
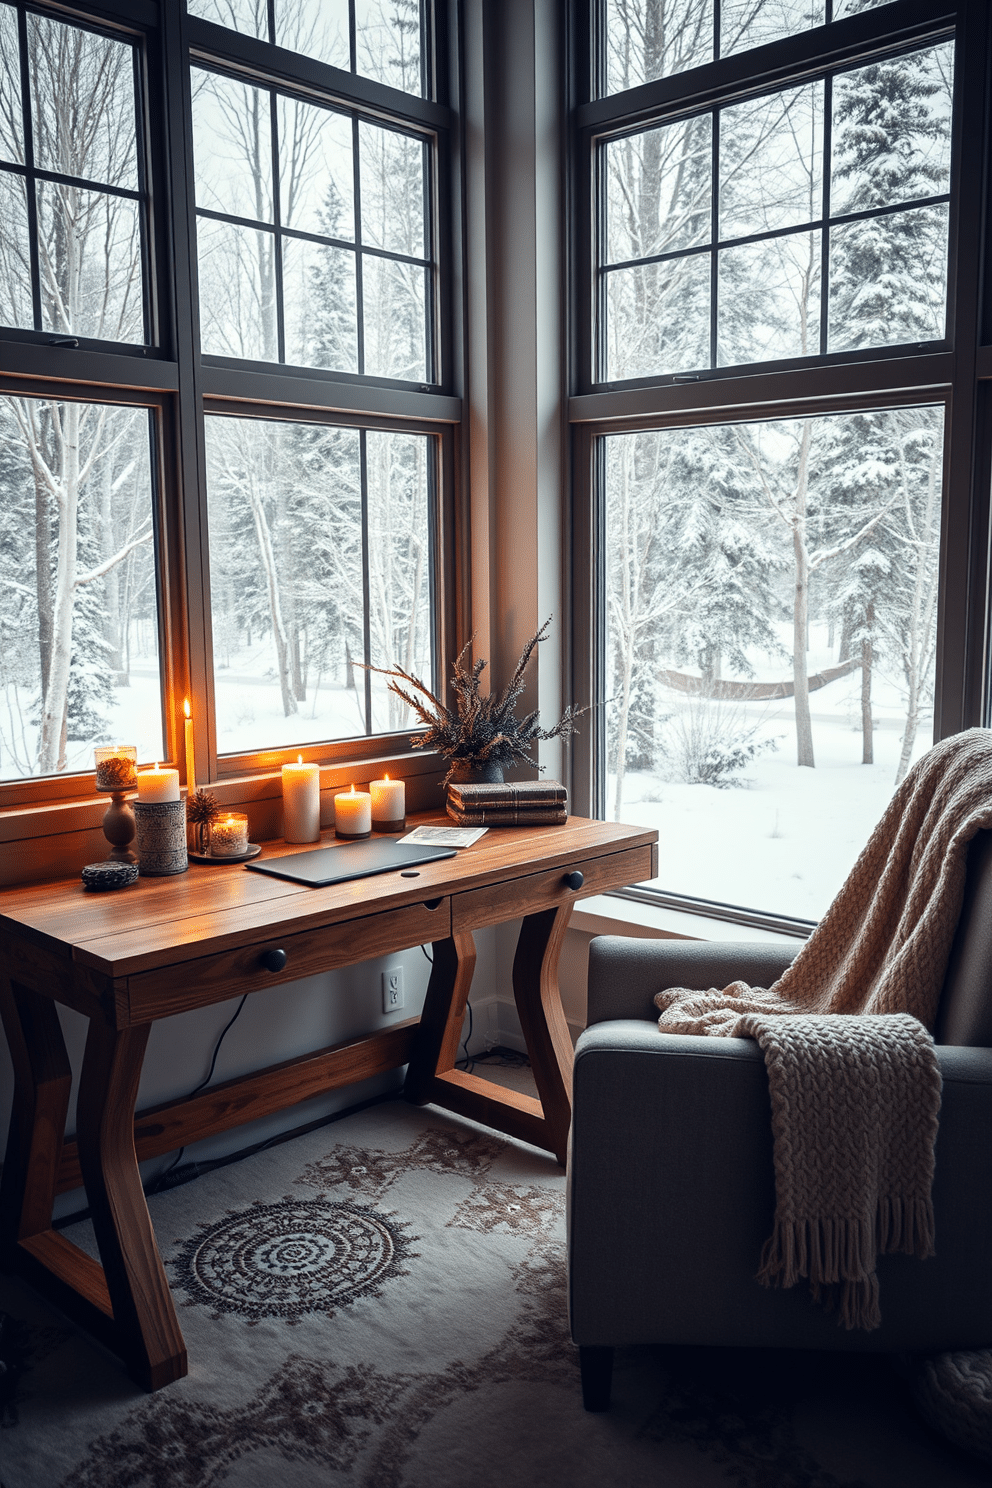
81;861;139;892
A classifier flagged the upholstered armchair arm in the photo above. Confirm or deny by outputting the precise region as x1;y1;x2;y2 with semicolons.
586;935;799;1025
568;1023;992;1353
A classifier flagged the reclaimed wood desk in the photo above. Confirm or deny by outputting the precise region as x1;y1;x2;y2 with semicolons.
0;813;657;1390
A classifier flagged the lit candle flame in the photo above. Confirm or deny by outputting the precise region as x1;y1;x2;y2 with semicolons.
350;783;355;795
384;772;390;781
298;754;303;765
183;697;191;719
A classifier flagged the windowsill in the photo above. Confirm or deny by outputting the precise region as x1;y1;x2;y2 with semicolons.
571;892;809;946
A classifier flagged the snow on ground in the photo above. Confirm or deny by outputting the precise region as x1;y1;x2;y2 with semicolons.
614;644;933;923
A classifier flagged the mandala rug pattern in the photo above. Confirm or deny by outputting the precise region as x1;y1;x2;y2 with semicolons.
1;1100;987;1488
169;1197;417;1323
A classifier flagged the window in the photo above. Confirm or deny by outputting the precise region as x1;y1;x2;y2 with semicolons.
573;0;991;929
0;0;455;800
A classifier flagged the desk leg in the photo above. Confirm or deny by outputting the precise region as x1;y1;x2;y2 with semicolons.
76;1019;188;1391
404;908;574;1168
0;979;72;1265
512;904;574;1167
405;932;477;1103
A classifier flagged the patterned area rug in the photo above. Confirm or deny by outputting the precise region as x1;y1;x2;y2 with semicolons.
0;1099;987;1488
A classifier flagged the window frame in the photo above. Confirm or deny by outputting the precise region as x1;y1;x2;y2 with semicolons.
568;0;992;932
0;0;461;809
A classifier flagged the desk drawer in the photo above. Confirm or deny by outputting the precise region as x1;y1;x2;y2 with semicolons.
451;844;654;933
127;897;451;1022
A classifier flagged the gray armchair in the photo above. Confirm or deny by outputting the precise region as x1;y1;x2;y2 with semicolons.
567;831;992;1411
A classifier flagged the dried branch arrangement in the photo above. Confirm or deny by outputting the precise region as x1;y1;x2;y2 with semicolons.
367;618;584;786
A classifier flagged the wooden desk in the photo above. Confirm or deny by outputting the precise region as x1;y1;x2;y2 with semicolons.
0;813;656;1390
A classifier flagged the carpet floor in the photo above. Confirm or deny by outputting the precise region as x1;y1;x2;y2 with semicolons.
0;1097;987;1488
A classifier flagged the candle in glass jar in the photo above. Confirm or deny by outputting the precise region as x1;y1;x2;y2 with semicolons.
282;755;321;843
334;784;371;839
210;813;249;857
137;762;180;802
370;774;405;830
94;744;137;793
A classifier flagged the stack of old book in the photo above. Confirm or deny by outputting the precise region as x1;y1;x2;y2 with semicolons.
446;779;568;827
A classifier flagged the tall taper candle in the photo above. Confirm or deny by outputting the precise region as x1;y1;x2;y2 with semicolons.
183;697;196;798
282;755;321;843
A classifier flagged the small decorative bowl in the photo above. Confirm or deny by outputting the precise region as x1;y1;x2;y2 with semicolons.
81;861;140;892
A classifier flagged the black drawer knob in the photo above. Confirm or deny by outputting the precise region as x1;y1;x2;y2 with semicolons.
261;947;287;973
563;870;584;891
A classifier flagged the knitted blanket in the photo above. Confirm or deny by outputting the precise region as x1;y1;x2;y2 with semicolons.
654;728;992;1328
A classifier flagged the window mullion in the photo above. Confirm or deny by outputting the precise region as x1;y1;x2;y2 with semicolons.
16;6;42;333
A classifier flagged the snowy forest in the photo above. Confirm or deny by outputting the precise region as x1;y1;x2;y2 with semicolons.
602;5;952;920
0;0;431;779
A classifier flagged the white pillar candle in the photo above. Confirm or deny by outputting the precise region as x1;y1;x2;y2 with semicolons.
334;784;372;838
370;774;405;829
282;755;321;843
137;763;180;802
210;813;249;856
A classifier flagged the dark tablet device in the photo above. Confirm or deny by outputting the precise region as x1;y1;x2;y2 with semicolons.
244;837;457;888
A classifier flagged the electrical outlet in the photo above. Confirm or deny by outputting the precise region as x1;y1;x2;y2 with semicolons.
381;965;405;1013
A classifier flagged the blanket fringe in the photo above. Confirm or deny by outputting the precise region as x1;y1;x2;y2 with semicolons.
757;1198;934;1332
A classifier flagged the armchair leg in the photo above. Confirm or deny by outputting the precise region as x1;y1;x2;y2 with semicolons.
579;1345;614;1411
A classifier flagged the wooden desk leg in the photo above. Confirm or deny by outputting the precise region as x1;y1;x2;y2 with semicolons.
76;1018;188;1391
512;904;574;1167
405;932;477;1103
0;979;72;1266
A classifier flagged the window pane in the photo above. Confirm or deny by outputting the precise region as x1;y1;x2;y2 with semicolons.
831;43;954;219
0;395;162;781
603;0;713;95
828;204;948;352
718;230;820;366
276;0;350;72
196;217;276;359
29;14;138;192
0;4;23;166
282;235;358;371
605;254;710;379
278;96;354;239
36;181;143;343
605;114;711;264
362;255;427;380
602;406;944;921
355;0;423;95
366;430;432;732
0;172;32;328
721;0;824;58
720;83;822;241
360;122;425;258
191;70;274;224
186;0;267;39
833;0;898;16
205;416;366;753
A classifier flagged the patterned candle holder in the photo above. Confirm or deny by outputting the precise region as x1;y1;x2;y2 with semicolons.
210;813;249;857
134;798;188;876
94;745;138;863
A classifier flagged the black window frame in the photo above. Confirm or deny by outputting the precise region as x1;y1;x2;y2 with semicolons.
568;0;992;934
0;0;460;808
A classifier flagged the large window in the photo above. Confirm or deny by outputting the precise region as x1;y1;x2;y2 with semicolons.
575;0;991;929
0;0;454;796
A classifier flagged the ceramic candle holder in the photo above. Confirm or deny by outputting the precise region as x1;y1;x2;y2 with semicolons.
134;799;188;876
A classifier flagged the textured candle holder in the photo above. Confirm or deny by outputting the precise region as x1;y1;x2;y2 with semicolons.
134;799;188;876
372;816;406;834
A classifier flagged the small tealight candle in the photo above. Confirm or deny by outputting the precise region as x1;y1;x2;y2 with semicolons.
136;762;180;803
94;744;137;793
370;774;405;832
335;784;372;839
210;813;249;857
282;755;321;843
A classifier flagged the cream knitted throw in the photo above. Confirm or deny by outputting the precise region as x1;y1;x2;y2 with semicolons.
655;728;992;1329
